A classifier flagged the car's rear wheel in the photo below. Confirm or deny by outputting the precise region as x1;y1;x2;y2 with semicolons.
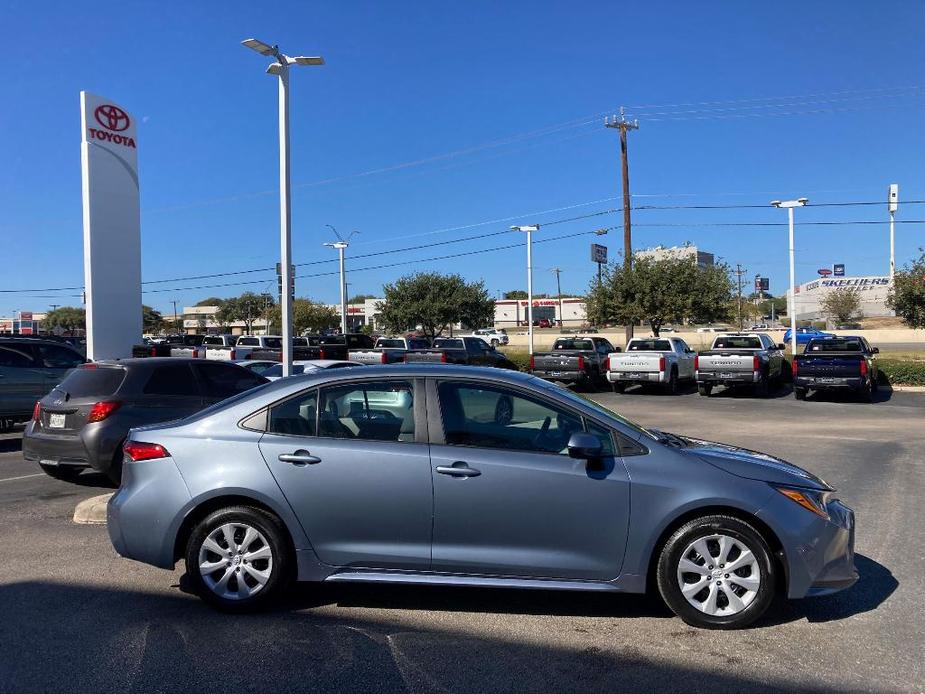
186;506;292;611
794;387;807;401
755;373;770;398
664;367;679;395
39;464;82;482
697;384;712;397
657;515;776;629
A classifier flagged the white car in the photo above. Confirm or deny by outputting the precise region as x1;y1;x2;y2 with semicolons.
261;360;364;381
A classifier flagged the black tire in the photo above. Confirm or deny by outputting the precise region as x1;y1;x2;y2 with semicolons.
860;381;873;403
612;382;626;394
664;367;679;395
39;464;82;482
185;506;292;612
656;514;776;630
794;387;807;401
697;384;712;397
490;339;499;348
755;373;770;398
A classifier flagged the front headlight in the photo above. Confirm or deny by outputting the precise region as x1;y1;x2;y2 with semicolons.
774;486;831;520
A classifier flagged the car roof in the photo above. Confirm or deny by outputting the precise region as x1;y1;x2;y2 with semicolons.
95;357;243;367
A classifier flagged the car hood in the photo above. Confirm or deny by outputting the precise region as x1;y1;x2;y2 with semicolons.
673;435;832;490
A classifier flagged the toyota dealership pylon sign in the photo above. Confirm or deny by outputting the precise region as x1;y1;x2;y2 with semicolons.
80;92;142;360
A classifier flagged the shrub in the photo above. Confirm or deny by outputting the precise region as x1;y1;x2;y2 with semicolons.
877;359;925;386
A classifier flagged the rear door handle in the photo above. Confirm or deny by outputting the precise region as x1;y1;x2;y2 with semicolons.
436;462;481;478
278;450;322;465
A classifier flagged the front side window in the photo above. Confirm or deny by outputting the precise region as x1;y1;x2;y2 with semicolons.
0;345;36;368
438;382;583;455
318;381;415;442
268;389;318;436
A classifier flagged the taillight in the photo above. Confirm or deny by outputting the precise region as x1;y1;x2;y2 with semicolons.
658;356;666;372
81;363;98;369
603;357;610;371
123;441;170;462
440;353;447;363
529;355;536;370
87;401;121;423
860;359;869;377
403;354;410;363
380;353;387;364
229;349;236;360
149;347;157;357
32;401;41;422
753;355;760;371
694;355;700;370
319;349;326;359
792;360;798;377
577;355;585;370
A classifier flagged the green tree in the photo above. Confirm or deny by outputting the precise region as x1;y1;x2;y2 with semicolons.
503;290;528;300
215;292;274;334
378;272;495;341
820;286;862;324
43;306;86;333
887;250;925;328
347;294;378;303
586;256;733;336
195;297;224;306
268;299;338;335
142;305;164;334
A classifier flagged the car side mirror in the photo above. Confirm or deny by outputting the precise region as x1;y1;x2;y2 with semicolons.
872;347;880;354
567;432;602;459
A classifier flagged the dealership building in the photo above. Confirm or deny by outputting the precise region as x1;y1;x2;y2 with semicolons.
787;276;894;321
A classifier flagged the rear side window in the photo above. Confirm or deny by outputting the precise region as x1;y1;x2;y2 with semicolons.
57;366;126;397
268;390;318;436
36;344;85;368
0;344;35;368
319;381;415;442
143;364;199;396
196;363;266;398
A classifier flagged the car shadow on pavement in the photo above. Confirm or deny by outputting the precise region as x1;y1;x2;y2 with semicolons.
703;382;794;400
761;553;897;626
803;388;893;404
0;436;23;453
0;580;845;693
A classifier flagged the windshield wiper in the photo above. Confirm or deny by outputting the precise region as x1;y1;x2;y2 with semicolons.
651;429;687;448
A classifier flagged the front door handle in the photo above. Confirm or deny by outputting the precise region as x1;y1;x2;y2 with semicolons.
436;462;481;478
278;449;322;465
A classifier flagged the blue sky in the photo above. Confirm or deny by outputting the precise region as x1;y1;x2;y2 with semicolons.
2;1;925;317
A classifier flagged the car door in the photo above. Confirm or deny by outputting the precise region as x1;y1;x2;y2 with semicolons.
257;378;433;570
427;378;630;580
34;343;86;396
0;343;46;417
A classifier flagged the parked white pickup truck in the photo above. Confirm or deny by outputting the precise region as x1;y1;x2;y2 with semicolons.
348;336;431;365
205;335;283;361
605;336;696;394
467;328;509;347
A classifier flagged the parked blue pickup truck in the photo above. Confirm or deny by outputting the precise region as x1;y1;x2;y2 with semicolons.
792;336;879;401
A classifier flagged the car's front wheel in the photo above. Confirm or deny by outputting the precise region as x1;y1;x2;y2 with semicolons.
657;515;776;629
186;506;292;611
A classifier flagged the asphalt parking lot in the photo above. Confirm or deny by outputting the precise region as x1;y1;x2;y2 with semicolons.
1;388;923;693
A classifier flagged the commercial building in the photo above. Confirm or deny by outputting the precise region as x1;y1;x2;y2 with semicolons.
635;244;714;268
0;312;46;335
493;297;587;328
181;305;269;335
787;276;894;321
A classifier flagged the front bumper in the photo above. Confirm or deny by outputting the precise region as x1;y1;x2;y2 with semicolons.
794;376;864;391
108;455;192;569
758;494;857;599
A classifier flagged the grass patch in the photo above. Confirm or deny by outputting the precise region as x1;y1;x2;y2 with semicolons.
878;359;925;386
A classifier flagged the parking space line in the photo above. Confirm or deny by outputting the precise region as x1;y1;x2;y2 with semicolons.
0;473;44;483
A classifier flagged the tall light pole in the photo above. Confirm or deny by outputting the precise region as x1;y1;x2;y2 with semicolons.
324;225;359;334
512;225;539;354
771;198;808;355
550;267;564;329
889;183;899;280
242;37;324;376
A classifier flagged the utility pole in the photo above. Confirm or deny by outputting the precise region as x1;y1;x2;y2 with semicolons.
605;108;639;344
49;304;60;312
171;299;179;334
735;265;746;331
889;183;899;280
512;225;539;354
550;267;564;329
324;225;359;335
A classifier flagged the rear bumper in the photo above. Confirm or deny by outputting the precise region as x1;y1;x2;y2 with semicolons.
532;370;588;383
22;421;117;472
794;376;864;390
607;371;665;384
757;496;857;599
696;371;760;386
108;455;192;569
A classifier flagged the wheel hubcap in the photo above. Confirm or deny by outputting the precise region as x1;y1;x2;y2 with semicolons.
198;522;273;600
676;534;760;617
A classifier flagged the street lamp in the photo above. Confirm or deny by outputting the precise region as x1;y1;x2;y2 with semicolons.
511;225;539;354
770;198;808;355
242;37;324;376
323;225;359;334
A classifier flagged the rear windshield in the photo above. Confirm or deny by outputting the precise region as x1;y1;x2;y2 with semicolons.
262;338;282;349
628;340;672;351
318;335;346;346
377;339;406;348
713;336;761;349
806;339;863;352
201;336;227;346
55;366;126;397
434;339;464;349
554;339;594;350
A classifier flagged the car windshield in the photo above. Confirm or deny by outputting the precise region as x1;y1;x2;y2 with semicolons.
713;336;762;349
54;365;126;397
806;339;863;352
532;378;657;441
629;340;672;351
554;339;594;350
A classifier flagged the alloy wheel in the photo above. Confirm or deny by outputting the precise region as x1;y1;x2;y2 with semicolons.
676;534;760;617
198;522;274;601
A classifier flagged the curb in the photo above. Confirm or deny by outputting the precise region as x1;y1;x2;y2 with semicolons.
73;493;113;525
888;385;925;393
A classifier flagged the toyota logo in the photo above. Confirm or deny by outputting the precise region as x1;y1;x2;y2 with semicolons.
94;104;130;132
